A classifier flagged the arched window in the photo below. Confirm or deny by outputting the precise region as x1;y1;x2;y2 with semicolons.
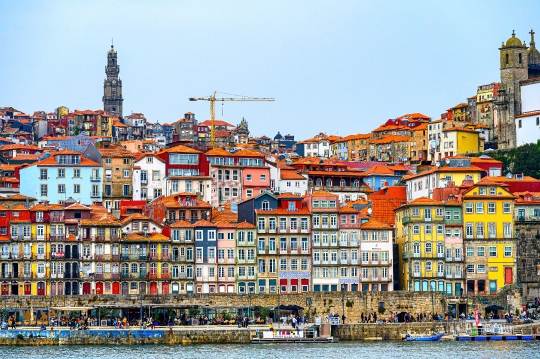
261;200;270;210
505;53;509;65
326;178;332;187
437;262;444;274
426;261;432;271
519;53;522;64
121;263;128;274
425;242;432;253
308;178;313;186
353;179;360;187
340;179;346;187
316;179;322;187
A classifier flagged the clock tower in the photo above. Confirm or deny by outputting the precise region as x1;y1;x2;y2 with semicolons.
103;44;123;118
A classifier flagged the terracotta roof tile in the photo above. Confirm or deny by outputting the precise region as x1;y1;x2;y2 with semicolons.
205;148;232;156
193;219;215;227
360;219;391;229
407;196;444;206
169;220;194;228
236;221;256;229
280;170;306;180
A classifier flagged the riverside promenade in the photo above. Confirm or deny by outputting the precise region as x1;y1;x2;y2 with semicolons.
0;321;537;346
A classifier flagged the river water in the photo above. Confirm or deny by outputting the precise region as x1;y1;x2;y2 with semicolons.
0;341;538;359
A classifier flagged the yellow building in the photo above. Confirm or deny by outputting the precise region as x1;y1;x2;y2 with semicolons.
462;178;516;295
395;197;447;292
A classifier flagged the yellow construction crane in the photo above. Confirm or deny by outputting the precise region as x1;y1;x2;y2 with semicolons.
189;91;275;148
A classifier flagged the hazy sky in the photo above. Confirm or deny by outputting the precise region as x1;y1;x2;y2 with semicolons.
1;1;539;140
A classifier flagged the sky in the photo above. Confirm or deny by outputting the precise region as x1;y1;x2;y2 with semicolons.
1;0;539;140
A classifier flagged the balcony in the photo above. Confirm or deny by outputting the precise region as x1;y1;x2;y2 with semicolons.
90;175;101;182
361;259;393;266
111;273;120;280
51;252;65;259
162;254;170;261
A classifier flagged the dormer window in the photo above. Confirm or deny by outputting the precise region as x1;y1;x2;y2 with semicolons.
288;202;295;211
262;200;270;211
489;187;496;195
13;211;19;217
479;187;487;195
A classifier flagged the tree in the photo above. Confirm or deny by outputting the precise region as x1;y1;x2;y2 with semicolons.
512;143;540;178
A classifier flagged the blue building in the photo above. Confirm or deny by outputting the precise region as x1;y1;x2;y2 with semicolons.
193;220;217;294
20;150;102;205
363;164;411;191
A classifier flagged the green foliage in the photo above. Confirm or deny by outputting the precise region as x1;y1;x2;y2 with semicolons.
258;306;270;320
472;142;540;179
99;308;110;318
189;307;200;317
346;300;354;308
378;306;386;315
16;334;23;340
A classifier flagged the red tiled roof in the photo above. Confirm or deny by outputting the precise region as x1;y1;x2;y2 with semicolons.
280;170;305;180
361;219;391;229
169;220;194;228
193;219;215;227
236;221;256;229
198;120;235;127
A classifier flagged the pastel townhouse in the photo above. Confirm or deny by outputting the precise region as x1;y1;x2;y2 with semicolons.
193;220;218;294
215;221;237;293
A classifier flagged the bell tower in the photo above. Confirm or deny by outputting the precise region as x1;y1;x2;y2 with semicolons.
497;31;528;149
103;43;123;118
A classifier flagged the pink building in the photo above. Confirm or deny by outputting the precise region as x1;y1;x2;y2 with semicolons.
216;221;237;293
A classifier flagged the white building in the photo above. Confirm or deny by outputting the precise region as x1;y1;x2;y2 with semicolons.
266;156;308;196
515;111;540;146
132;153;166;201
360;219;394;291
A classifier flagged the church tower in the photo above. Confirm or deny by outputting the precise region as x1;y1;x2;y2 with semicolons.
497;31;528;149
103;44;123;118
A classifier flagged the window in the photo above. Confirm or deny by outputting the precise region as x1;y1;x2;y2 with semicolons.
453;211;460;220
412;208;420;217
246;189;253;197
425;242;432;253
466;264;475;273
445;211;451;220
246;174;252;182
436;208;443;217
73;184;80;193
489;246;497;257
261;200;270;211
57;169;65;178
466;223;473;238
476;223;484;238
413;225;419;234
424;209;431;220
487;202;496;214
477;246;485;257
426;261;432;271
479;187;486;195
123;185;130;196
504;223;512;238
477;264;486;273
489;187;496;195
58;184;65;193
504;246;512;257
488;223;496;238
437;225;443;234
40;169;47;180
40;185;47;197
476;202;484;214
465;203;473;214
124;169;130;178
260;174;266;182
503;202;511;214
466;246;474;257
425;225;432;234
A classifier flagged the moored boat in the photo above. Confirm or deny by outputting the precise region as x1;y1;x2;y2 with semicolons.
406;332;445;342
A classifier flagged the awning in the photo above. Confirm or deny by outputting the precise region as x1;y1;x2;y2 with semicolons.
49;306;95;311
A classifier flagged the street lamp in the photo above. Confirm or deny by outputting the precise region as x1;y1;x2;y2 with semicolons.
248;286;254;319
341;284;346;324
